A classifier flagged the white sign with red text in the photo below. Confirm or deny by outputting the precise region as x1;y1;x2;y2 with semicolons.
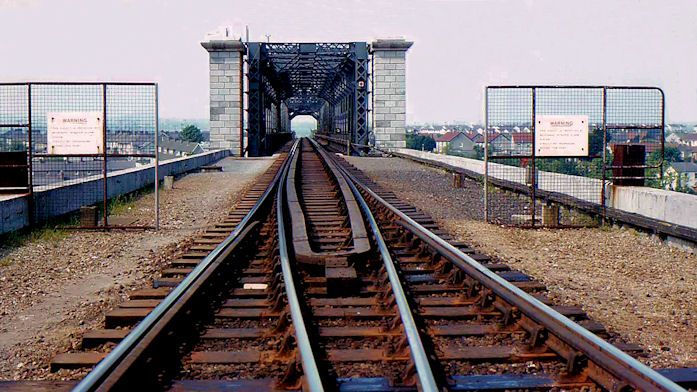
47;112;104;154
535;115;589;157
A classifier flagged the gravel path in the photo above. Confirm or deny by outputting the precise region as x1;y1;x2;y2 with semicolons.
345;155;697;368
0;156;274;380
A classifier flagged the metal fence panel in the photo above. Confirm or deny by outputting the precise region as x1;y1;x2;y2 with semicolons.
0;82;158;229
485;86;664;227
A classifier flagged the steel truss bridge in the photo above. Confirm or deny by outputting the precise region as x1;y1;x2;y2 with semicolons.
246;42;369;156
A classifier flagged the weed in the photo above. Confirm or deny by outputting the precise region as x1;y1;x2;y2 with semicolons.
0;224;69;253
0;256;13;267
106;185;154;216
108;194;136;216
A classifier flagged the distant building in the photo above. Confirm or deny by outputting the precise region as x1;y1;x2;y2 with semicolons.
666;133;683;144
471;133;510;153
158;138;205;160
434;131;475;155
681;146;697;162
666;132;697;147
682;133;697;147
510;132;533;155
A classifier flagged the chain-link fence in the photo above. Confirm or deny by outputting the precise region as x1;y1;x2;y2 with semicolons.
0;82;159;229
485;86;664;227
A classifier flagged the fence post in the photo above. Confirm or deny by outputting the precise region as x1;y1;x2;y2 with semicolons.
27;83;34;226
155;84;160;231
483;87;489;223
102;83;108;228
530;87;537;228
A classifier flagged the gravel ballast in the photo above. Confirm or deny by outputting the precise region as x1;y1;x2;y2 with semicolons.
0;156;274;380
345;155;696;368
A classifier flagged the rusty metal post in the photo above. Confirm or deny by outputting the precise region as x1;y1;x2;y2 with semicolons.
484;88;489;223
154;83;160;230
27;83;34;226
530;87;537;227
102;83;108;228
601;87;607;223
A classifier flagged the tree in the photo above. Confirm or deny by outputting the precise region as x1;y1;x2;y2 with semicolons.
473;145;485;160
663;146;682;164
646;146;682;189
588;128;607;157
181;124;203;143
406;134;435;151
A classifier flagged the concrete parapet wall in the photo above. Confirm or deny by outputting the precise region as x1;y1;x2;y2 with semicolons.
394;148;697;231
0;150;229;235
0;195;29;235
607;185;697;229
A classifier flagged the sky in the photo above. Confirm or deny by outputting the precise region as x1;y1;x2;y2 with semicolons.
1;0;696;124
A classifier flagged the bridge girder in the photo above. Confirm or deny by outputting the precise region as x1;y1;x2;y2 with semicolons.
246;42;369;156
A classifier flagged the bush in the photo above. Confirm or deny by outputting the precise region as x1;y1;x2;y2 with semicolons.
406;134;435;151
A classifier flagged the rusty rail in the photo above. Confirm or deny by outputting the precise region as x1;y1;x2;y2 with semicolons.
311;138;440;390
72;148;293;391
326;144;685;392
276;140;325;391
286;139;370;264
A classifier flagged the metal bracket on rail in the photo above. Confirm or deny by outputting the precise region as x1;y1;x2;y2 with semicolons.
271;289;287;313
277;327;297;358
271;310;291;334
493;298;518;325
401;363;419;388
435;258;452;274
519;315;548;348
478;288;494;308
449;268;466;285
277;355;304;391
545;333;587;374
388;314;404;333
267;277;283;301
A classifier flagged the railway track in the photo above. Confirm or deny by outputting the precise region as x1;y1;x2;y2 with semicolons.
7;138;689;391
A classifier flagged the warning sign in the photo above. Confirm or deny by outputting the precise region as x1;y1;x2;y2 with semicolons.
535;115;589;157
47;112;104;154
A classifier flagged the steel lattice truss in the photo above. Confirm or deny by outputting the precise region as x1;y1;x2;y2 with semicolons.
246;42;369;156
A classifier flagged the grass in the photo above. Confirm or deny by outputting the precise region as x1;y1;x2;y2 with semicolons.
106;185;154;216
107;194;137;216
1;225;70;248
0;224;71;268
0;184;157;264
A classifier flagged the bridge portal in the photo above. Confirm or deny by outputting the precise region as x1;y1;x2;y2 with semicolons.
202;38;412;156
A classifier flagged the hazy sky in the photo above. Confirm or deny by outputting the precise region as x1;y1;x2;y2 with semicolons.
1;0;696;123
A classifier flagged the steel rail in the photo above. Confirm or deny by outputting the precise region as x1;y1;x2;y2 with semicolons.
73;149;293;392
276;140;325;391
285;140;370;264
311;139;440;391
324;147;685;392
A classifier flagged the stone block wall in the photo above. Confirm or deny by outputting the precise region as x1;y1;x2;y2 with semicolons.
371;39;413;150
201;40;245;155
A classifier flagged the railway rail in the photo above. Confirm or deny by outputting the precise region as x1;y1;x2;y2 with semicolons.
5;138;691;391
